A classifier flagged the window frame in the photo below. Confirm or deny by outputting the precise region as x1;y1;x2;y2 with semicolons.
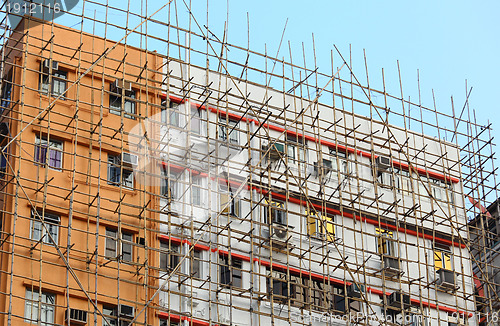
329;148;348;176
220;255;243;288
159;241;181;272
190;105;206;136
264;199;286;225
24;288;56;325
34;136;63;170
107;153;136;188
30;210;60;246
219;115;240;144
307;210;335;241
191;173;204;206
434;248;453;271
109;84;136;119
191;249;203;279
105;228;134;262
219;183;241;218
161;166;179;200
375;228;397;257
39;62;67;98
162;101;181;127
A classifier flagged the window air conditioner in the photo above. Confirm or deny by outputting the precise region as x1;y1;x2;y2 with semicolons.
112;79;132;93
43;59;59;72
387;291;410;309
376;156;391;169
437;268;457;291
118;304;135;319
122;153;138;166
347;283;365;298
383;256;401;277
65;308;87;325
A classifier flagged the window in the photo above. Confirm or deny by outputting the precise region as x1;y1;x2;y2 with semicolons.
268;270;291;302
1;71;12;113
162;101;181;127
105;228;134;262
286;136;306;166
431;178;454;203
107;153;136;188
376;228;396;257
329;148;348;175
219;116;239;144
220;255;242;287
161;166;179;199
102;306;119;326
160;320;180;326
34;136;63;169
191;249;203;278
267;269;346;313
109;81;134;116
434;249;452;271
24;289;55;325
220;183;241;217
190;106;205;135
160;241;181;271
0;147;7;177
377;168;394;187
307;210;335;241
264;199;286;225
31;211;59;245
395;168;412;193
191;173;203;206
39;62;67;97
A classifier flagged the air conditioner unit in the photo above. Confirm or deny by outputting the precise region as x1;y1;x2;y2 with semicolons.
376;156;391;170
387;291;410;309
383;256;401;277
118;304;135;319
122;153;138;166
347;283;365;298
314;159;332;176
263;143;285;161
437;269;457;291
271;223;288;241
43;59;59;72
112;79;132;93
65;308;87;325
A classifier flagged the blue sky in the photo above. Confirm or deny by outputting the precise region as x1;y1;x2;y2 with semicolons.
55;0;499;164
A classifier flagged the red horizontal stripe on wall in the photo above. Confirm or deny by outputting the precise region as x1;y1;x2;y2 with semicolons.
164;94;459;183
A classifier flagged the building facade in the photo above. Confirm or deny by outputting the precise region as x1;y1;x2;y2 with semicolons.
0;16;486;326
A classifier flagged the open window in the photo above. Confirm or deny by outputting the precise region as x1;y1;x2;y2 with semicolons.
219;115;239;144
264;199;286;225
34;135;63;170
31;210;60;246
434;248;452;271
39;59;67;98
161;166;180;200
109;79;136;119
220;182;241;218
107;153;137;188
329;148;348;176
307;209;335;241
220;255;242;288
160;241;181;272
161;100;182;127
375;228;397;257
